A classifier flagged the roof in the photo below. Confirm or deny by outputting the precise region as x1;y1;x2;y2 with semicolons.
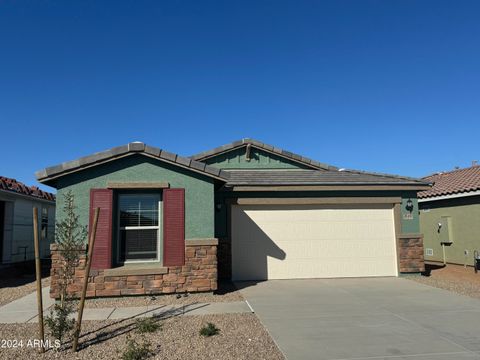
0;176;55;201
191;138;338;171
418;165;480;199
225;170;429;187
35;140;429;190
35;142;230;186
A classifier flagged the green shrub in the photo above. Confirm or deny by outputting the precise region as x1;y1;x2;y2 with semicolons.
199;322;220;337
44;301;76;345
135;317;161;334
121;336;153;360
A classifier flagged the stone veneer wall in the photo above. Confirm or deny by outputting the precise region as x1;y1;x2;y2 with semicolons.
50;242;217;298
398;234;425;273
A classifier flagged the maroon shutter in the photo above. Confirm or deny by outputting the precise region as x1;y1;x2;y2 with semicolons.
163;188;185;266
90;188;113;270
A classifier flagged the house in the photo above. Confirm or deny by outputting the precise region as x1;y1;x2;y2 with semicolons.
0;176;55;266
419;164;480;267
35;139;430;298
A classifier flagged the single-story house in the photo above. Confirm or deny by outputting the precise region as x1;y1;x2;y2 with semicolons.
419;164;480;266
0;176;55;266
35;139;430;298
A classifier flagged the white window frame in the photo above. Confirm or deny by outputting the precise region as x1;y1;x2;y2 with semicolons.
116;193;163;265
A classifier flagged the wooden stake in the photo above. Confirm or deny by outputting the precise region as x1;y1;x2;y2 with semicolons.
72;207;100;352
33;207;45;353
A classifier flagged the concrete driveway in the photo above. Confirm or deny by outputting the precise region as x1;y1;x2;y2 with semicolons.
237;277;480;360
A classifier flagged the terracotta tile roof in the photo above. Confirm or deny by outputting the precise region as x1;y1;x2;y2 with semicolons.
418;166;480;199
0;176;55;201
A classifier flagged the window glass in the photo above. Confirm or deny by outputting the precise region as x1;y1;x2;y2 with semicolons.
118;194;160;262
119;195;159;227
120;229;157;260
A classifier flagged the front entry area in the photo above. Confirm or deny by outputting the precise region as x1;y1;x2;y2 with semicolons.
231;204;398;281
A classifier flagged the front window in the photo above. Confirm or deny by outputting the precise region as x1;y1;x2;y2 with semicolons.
118;193;161;263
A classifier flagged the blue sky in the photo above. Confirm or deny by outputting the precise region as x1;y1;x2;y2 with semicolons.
1;1;479;191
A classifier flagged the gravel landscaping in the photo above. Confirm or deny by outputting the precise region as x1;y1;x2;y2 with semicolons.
84;281;244;308
0;274;50;307
406;262;480;300
0;313;284;360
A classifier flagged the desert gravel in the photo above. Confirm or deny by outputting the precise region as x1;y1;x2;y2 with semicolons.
0;313;284;360
405;263;480;300
0;275;50;307
84;282;244;308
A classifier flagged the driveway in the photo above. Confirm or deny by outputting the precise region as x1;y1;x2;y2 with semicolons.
237;278;480;360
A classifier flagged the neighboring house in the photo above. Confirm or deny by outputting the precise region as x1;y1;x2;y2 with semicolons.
35;139;430;298
419;164;480;267
0;176;56;265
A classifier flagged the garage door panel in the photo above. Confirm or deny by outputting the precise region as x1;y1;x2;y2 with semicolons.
266;257;397;280
273;239;396;259
232;204;398;280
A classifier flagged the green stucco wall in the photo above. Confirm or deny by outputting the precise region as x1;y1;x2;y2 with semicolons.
55;154;216;241
204;147;311;169
400;193;420;234
420;196;480;266
214;190;420;239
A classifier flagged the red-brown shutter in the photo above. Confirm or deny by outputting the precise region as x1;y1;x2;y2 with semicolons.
90;188;113;270
163;188;185;266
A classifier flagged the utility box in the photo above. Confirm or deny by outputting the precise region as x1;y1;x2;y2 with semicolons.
439;216;453;244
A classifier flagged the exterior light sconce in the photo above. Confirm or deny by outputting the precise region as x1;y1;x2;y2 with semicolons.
405;198;414;213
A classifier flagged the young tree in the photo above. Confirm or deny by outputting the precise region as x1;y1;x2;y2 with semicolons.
45;190;87;347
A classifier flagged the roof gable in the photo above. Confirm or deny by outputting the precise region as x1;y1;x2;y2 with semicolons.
192;138;337;171
202;146;314;170
36;142;229;187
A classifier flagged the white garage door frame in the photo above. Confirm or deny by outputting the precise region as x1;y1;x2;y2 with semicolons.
231;202;400;281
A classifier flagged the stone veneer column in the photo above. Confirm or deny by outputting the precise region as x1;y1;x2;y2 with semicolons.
397;234;425;273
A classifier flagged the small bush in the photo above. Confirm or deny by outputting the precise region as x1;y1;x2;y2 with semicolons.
135;317;161;334
121;336;153;360
199;322;220;337
44;301;76;346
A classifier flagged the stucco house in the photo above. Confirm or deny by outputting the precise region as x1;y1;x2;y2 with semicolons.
35;139;430;298
419;164;480;267
0;176;55;266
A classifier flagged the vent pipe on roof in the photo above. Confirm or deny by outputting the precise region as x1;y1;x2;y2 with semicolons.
472;160;479;167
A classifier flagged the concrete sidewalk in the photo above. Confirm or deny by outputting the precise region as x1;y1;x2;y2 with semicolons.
0;286;55;323
0;287;251;324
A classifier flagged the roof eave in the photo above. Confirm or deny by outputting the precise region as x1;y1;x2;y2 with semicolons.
36;143;229;188
223;183;432;192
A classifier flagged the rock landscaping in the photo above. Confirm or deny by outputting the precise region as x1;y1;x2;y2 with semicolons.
0;313;284;360
406;262;480;299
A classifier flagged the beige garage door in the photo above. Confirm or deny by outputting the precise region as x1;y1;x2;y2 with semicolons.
231;204;398;281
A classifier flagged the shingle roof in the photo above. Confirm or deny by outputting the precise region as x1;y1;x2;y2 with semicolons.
418;166;480;199
0;176;55;201
225;170;428;186
35;142;229;186
191;138;337;171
